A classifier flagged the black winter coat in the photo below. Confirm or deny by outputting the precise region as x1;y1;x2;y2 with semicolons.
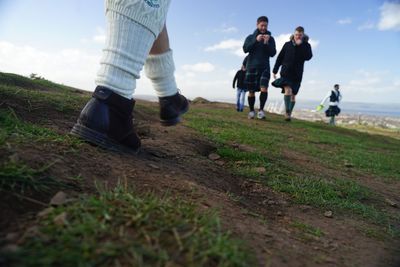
233;70;246;89
243;29;276;70
273;35;312;83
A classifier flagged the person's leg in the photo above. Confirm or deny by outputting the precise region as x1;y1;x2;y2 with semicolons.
330;116;336;126
257;87;267;119
236;88;241;111
259;70;270;113
248;91;256;118
95;0;171;98
290;94;296;114
144;25;177;98
283;85;292;120
259;87;268;111
144;25;189;126
248;91;256;112
245;68;257;118
95;13;156;98
289;83;300;115
72;0;171;153
240;89;246;111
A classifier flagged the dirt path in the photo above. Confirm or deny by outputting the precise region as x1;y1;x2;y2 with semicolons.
1;94;400;267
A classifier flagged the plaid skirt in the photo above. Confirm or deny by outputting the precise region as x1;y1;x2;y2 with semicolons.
245;67;270;92
325;106;341;117
271;77;301;95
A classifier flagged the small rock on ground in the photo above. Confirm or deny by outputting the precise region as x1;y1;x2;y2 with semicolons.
385;198;398;208
254;167;266;174
53;212;68;226
208;153;221;161
50;191;68;206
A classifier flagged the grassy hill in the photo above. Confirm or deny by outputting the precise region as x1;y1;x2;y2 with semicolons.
0;72;399;267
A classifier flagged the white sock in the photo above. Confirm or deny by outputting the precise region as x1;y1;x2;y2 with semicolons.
95;11;156;99
144;49;178;97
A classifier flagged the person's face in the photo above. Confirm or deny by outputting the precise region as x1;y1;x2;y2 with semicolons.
257;21;268;33
294;31;304;41
335;85;340;90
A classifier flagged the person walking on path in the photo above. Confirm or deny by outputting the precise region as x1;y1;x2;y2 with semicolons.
243;16;276;120
272;26;312;121
317;84;342;126
232;58;248;112
71;0;189;154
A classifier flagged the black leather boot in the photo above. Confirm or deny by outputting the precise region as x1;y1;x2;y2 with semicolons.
158;92;189;126
71;86;141;154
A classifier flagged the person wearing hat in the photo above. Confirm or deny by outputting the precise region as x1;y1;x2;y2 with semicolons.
243;16;277;120
317;84;342;126
272;26;313;121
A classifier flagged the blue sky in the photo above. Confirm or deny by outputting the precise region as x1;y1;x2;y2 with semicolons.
0;0;399;103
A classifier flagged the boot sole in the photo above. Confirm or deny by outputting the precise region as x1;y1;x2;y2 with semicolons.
160;102;190;127
71;124;140;155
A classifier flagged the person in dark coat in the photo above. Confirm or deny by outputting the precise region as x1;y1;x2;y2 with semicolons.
243;16;276;120
272;26;312;121
232;58;248;112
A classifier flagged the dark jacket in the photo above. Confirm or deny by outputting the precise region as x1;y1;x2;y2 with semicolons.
330;90;341;102
233;70;246;89
273;35;313;83
243;29;276;70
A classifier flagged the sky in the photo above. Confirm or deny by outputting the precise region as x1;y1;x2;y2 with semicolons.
0;0;399;104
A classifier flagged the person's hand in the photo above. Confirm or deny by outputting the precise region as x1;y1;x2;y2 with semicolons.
263;34;270;44
316;104;324;112
256;34;264;42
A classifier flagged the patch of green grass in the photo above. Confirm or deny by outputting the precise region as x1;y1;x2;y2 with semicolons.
358;226;388;241
0;85;89;113
343;124;400;140
291;220;323;237
288;121;400;181
4;185;254;267
0;109;81;147
0;160;70;195
0;72;81;93
185;106;400;235
267;174;379;218
186;106;400;181
291;220;324;242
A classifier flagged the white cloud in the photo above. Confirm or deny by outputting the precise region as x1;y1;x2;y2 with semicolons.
378;2;400;31
337;18;352;25
93;27;106;44
228;69;237;77
221;26;238;33
175;73;230;99
213;23;239;34
274;34;291;52
275;33;320;53
309;39;320;49
358;21;375;31
204;39;245;57
345;70;398;96
181;62;215;73
0;40;100;90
